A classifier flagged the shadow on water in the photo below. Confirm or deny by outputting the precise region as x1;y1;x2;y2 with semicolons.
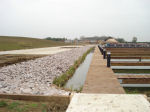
64;51;94;91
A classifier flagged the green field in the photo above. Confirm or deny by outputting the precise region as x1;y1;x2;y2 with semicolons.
0;36;70;51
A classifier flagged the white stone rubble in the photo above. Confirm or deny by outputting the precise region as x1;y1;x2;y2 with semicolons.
0;46;91;95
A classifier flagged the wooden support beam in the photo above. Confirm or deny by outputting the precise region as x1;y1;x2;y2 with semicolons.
111;56;150;59
120;79;150;84
111;62;150;66
111;54;150;56
117;74;150;79
0;94;70;103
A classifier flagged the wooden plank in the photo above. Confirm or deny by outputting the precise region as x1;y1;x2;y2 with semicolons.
111;56;150;59
0;94;70;103
105;48;150;51
111;53;150;55
109;51;150;53
111;54;150;56
111;62;150;66
106;49;150;51
117;75;150;79
122;79;150;84
117;74;150;84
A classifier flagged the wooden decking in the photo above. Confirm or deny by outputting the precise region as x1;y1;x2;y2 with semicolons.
111;61;150;66
82;46;125;94
117;74;150;84
117;74;150;79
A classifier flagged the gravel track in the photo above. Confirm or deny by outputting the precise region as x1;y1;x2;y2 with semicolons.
0;46;91;95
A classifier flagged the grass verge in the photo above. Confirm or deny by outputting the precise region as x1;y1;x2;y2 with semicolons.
0;54;46;68
0;98;69;112
124;87;150;96
53;47;94;87
0;36;72;51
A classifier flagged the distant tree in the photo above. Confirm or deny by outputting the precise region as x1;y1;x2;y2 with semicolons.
74;38;79;42
104;36;113;41
45;37;66;42
132;37;137;43
80;36;85;40
116;38;126;43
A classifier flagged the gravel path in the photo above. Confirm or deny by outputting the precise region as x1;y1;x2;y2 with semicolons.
0;46;92;95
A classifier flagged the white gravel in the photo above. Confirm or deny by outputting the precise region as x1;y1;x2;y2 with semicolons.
0;46;92;96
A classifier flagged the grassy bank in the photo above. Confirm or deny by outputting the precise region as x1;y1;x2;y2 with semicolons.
124;87;150;96
0;98;69;112
0;54;46;68
0;36;71;51
113;69;150;73
53;47;94;87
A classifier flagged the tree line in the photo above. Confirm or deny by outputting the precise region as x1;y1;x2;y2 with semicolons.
45;37;67;41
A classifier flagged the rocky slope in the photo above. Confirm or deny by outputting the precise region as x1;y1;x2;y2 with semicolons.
0;46;91;95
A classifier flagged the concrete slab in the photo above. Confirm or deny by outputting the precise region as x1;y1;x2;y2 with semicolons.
67;93;150;112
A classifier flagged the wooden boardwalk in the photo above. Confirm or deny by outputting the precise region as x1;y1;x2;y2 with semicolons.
82;46;125;94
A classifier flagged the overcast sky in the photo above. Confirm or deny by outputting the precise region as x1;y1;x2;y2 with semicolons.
0;0;150;41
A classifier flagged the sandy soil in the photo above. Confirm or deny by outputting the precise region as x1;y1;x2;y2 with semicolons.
0;46;83;55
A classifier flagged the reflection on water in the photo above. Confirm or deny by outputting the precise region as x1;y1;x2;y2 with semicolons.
111;66;150;69
111;59;150;62
111;59;139;62
116;73;150;75
121;84;150;87
65;51;93;90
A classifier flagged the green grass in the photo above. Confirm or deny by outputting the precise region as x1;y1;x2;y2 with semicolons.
74;86;83;92
0;54;45;68
0;100;8;107
124;87;150;96
0;100;41;112
113;69;150;74
0;98;69;112
53;47;94;87
68;86;83;92
0;36;71;51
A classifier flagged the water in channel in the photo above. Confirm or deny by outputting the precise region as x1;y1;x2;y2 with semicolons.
111;66;150;69
64;51;93;91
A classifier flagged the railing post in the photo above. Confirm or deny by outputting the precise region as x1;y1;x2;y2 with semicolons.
139;57;141;62
102;48;104;55
100;47;103;54
98;45;100;51
107;52;111;67
103;49;106;59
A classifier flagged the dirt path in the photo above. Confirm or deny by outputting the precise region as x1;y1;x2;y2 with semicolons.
0;46;83;55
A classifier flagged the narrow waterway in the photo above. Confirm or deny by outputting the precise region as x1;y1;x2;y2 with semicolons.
64;51;93;91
